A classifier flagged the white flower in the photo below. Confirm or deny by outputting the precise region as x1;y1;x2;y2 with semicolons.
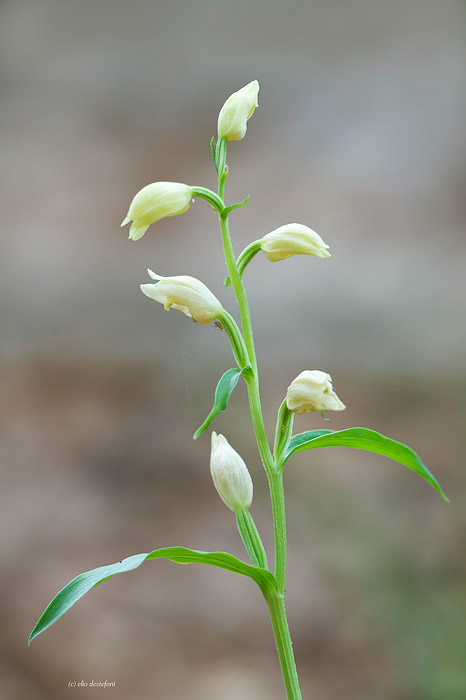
217;80;260;142
210;432;253;512
260;224;330;262
286;370;346;414
140;269;223;325
121;182;193;241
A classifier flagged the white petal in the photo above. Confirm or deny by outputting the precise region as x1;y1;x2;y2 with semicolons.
147;269;163;280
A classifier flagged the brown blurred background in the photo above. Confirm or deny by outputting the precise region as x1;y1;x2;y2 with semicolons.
1;1;465;698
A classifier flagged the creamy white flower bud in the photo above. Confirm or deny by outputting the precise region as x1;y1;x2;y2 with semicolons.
121;182;193;241
210;432;253;512
260;224;330;262
140;269;223;325
217;80;260;142
286;370;346;414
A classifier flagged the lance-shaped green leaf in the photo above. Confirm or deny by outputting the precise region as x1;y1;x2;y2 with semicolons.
281;427;449;502
193;368;241;439
29;547;278;644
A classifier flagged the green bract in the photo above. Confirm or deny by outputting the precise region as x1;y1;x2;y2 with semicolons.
193;368;242;439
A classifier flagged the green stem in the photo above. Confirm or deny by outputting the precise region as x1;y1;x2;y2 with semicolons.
218;212;286;587
218;213;258;374
266;593;303;700
236;508;268;569
269;472;287;593
214;141;301;699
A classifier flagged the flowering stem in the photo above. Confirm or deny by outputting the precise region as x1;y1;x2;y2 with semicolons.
217;195;287;587
215;147;301;700
218;213;275;476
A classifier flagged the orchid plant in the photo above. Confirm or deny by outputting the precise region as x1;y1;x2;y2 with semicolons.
29;80;448;700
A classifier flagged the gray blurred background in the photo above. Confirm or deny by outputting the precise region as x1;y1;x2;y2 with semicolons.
1;0;465;698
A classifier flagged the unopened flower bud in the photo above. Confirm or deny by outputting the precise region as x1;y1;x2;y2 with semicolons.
121;182;193;241
217;80;260;142
260;224;330;262
210;432;253;511
140;269;223;325
286;370;345;414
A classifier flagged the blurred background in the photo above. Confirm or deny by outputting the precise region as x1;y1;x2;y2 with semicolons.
1;0;465;698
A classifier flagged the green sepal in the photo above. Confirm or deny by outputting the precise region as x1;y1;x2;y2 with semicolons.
210;136;216;161
193;368;242;439
281;427;449;501
29;547;278;644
